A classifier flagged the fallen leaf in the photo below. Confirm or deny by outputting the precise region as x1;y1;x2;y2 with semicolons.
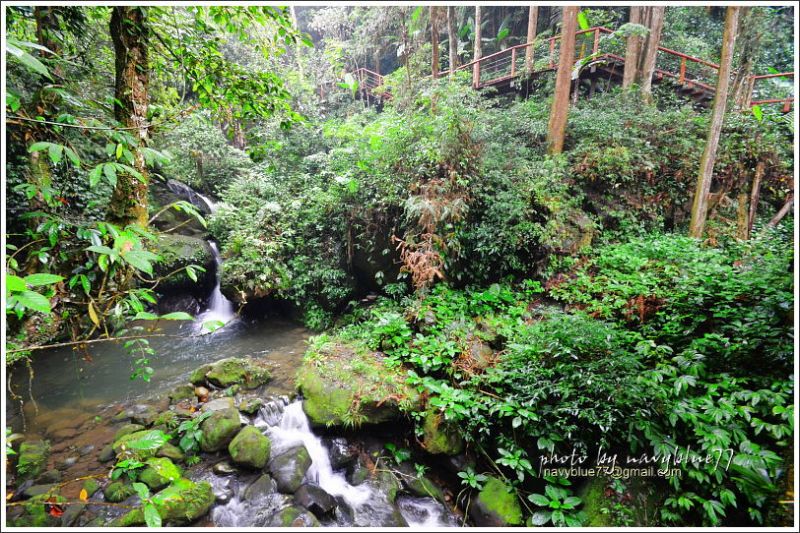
79;489;88;502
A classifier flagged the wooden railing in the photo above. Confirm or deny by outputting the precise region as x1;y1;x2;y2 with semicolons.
348;26;793;111
351;67;391;101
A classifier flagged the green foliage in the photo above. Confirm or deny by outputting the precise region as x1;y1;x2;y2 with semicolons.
528;479;587;527
174;411;213;457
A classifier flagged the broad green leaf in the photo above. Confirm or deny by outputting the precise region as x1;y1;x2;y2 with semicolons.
132;482;150;500
122;250;156;275
47;143;63;164
528;493;550;507
28;141;51;153
133;312;160;321
6;275;27;293
64;147;81;167
752;105;763;122
104;163;117;187
577;11;590;31
86;245;114;255
89;164;103;187
161;312;194;321
144;503;162;528
23;273;64;286
14;290;52;313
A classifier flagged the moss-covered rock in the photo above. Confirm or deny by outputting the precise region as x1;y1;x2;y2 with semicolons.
578;476;613;527
238;397;264;415
269;445;312;494
267;505;321;527
104;480;136;503
469;476;523;526
228;426;270;469
205;357;271;389
406;475;445;503
296;341;421;427
156;442;185;463
152;410;181;430
168;384;196;403
115;478;214;526
16;440;50;483
139;457;183;491
113;423;145;442
189;364;213;386
199;408;242;452
82;478;101;498
422;409;464;455
153;234;215;294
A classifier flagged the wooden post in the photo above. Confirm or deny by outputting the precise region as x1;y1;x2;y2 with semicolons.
747;160;765;235
689;7;740;238
547;6;580;155
622;6;642;89
549;37;556;68
679;57;686;84
592;27;600;54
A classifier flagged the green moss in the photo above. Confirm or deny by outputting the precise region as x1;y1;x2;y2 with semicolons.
189;364;213;385
116;478;214;526
579;476;613;527
228;426;271;469
477;477;523;526
406;476;444;503
104;480;136;503
422;408;464;455
82;478;101;498
296;340;421;427
205;357;271;389
153;234;214;292
113;424;145;442
12;494;65;527
139;457;182;491
199;408;242;452
16;440;50;482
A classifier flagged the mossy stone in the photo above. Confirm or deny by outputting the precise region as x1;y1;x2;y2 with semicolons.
156;442;185;463
82;478;101;498
469;476;523;526
238;397;264;415
16;440;50;483
406;475;445;503
113;423;145;442
168;384;196;403
153;234;215;293
12;493;65;527
199;408;242;452
422;408;464;455
268;506;321;527
269;445;312;494
104;480;136;503
296;341;421;427
228;426;270;469
189;364;213;386
115;478;214;526
139;457;183;491
205;357;271;389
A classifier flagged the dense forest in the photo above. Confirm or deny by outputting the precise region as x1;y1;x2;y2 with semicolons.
3;3;796;529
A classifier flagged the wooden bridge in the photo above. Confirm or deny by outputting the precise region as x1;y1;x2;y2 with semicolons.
350;26;794;112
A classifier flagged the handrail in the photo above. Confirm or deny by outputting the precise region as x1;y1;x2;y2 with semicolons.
345;25;793;110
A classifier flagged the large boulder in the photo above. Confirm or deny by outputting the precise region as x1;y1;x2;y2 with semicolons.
266;505;321;527
295;484;337;519
153;234;215;294
16;441;50;483
469;476;523;526
199;408;242;452
228;426;271;469
296;341;421;427
422;408;464;455
115;478;214;526
269;445;312;494
193;357;271;389
139;457;183;491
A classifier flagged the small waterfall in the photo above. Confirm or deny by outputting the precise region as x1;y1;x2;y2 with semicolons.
164;179;236;333
194;241;236;333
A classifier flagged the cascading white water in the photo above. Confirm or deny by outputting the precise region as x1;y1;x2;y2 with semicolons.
194;241;236;333
266;401;373;509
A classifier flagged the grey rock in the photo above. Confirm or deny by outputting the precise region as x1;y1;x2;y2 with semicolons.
244;474;276;502
269;445;312;494
295;484;337;519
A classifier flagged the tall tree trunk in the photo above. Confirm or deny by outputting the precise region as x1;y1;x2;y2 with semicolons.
731;7;762;111
547;6;579;155
472;6;482;88
447;6;458;75
638;7;665;102
622;6;642;89
525;7;539;74
27;7;62;214
431;7;440;78
108;7;150;227
688;7;740;238
736;192;749;239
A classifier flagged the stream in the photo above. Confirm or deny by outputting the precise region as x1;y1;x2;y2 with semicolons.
5;180;459;527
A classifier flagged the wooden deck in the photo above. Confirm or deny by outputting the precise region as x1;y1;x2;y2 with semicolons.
351;26;794;112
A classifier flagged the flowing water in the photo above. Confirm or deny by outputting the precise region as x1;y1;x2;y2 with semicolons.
6;180;459;527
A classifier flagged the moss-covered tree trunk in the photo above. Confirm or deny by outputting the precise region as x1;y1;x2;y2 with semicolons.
108;6;150;227
547;6;579;155
731;7;763;111
447;6;458;75
689;7;739;238
525;7;539;74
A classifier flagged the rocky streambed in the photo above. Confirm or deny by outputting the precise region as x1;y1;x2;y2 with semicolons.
6;325;520;528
